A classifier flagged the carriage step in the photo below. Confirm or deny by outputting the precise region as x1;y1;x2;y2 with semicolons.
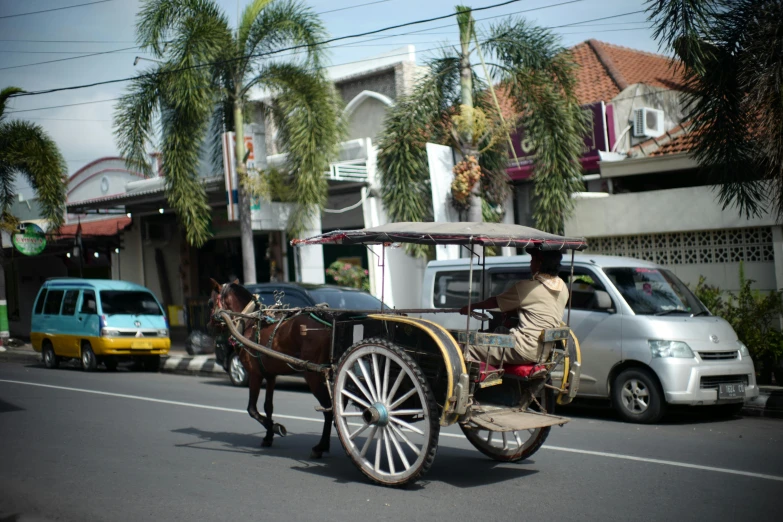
468;409;570;432
478;370;504;388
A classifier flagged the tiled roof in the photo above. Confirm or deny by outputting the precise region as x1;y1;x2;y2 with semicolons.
58;217;132;237
628;122;698;158
570;40;686;105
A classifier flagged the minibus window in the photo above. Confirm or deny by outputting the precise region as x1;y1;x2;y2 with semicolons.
43;290;64;315
100;291;163;315
61;290;79;315
81;290;97;314
34;290;47;315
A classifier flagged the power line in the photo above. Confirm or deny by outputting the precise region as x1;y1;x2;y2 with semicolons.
0;39;135;44
0;0;114;20
6;0;526;98
0;50;141;54
0;46;138;71
7;98;120;114
319;0;391;16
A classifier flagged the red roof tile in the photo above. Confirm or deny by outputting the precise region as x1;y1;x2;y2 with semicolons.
570;40;686;105
629;121;699;158
57;217;131;238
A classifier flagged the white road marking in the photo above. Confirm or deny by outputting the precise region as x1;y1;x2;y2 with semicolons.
2;378;781;483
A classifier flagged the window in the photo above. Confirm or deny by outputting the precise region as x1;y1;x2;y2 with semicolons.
308;289;383;310
258;292;311;308
433;270;481;308
43;290;64;315
603;267;706;315
34;289;48;315
488;270;531;298
99;291;163;315
81;290;97;314
61;290;79;315
557;267;608;311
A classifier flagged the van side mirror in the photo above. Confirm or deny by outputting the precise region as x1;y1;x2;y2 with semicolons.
594;290;614;312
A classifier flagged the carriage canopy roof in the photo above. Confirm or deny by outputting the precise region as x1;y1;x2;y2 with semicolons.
292;222;588;251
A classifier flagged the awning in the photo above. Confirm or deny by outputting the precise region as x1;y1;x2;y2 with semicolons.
66;176;225;213
57;217;132;238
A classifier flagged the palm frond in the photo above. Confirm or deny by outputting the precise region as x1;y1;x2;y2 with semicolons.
258;63;346;236
238;0;274;50
646;0;718;73
485;18;588;234
114;70;162;177
137;0;229;56
0;120;67;231
241;0;327;83
0;87;24;122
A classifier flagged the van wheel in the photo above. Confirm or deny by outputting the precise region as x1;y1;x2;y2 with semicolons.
42;342;59;369
81;343;98;372
612;368;666;423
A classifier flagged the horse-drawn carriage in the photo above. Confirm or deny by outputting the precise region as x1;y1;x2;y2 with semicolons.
211;222;585;487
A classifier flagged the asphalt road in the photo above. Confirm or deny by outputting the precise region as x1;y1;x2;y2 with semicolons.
0;360;781;522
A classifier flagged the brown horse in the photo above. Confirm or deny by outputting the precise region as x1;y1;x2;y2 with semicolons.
208;279;334;458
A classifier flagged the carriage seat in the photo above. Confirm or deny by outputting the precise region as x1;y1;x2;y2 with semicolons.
477;362;547;381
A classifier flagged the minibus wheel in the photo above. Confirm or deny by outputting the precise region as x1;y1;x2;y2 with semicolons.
80;342;98;372
42;341;59;369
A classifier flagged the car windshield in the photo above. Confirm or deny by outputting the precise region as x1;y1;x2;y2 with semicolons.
308;289;384;310
603;267;707;316
100;291;163;315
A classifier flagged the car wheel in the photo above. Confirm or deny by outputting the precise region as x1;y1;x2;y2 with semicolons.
81;342;98;372
612;368;666;423
104;357;118;371
228;353;248;387
42;341;59;369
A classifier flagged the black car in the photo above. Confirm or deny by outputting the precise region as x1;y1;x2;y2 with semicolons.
215;282;385;386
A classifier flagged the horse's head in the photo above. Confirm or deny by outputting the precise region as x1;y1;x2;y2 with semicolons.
207;277;238;334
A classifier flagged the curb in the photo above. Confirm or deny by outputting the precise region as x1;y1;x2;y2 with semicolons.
742;389;783;419
160;354;226;376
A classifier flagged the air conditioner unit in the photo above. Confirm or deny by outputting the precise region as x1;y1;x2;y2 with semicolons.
632;107;665;138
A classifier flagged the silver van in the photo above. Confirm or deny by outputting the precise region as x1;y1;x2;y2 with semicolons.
420;254;759;423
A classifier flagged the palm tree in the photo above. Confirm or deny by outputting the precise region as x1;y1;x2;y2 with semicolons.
376;5;588;249
115;0;344;284
0;87;68;233
647;0;783;220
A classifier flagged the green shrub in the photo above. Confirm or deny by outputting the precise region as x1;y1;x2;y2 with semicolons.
692;263;783;363
325;261;370;291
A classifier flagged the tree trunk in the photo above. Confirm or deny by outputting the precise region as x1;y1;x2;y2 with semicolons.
234;102;257;285
458;8;482;224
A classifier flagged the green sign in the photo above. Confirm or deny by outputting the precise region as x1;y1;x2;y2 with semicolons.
12;222;47;256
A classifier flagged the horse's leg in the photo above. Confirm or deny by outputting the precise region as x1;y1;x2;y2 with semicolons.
245;357;275;445
261;375;279;447
305;372;333;459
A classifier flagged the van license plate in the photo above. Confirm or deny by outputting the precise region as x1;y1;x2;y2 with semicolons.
718;382;745;399
131;341;152;349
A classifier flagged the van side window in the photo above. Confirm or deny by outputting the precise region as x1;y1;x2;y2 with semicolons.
433;270;481;308
34;289;48;315
558;267;609;311
81;290;97;314
61;290;79;315
43;290;65;315
488;270;531;297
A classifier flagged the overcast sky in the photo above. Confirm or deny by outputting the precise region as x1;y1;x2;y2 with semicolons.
1;0;662;193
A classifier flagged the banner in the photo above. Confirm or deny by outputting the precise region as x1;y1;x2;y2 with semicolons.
12;222;46;256
222;126;265;222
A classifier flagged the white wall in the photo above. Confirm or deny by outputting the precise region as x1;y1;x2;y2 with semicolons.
566;186;777;238
347;97;390;142
117;222;144;286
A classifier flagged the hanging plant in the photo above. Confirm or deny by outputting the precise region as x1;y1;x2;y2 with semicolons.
450;155;482;212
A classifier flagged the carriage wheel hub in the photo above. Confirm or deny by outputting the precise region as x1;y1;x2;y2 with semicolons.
363;402;389;426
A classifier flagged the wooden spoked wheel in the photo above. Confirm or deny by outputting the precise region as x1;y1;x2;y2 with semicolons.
333;338;440;487
460;384;554;462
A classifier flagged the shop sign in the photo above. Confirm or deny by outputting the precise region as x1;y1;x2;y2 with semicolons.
12;222;46;256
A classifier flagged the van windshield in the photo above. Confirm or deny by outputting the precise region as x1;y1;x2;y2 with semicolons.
603;267;707;316
100;291;163;315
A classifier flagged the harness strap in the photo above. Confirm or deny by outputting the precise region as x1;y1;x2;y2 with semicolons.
309;313;332;328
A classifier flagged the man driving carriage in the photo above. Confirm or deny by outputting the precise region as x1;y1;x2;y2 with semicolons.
459;247;569;367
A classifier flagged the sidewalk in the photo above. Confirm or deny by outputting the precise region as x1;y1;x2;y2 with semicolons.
0;342;226;377
1;342;781;418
